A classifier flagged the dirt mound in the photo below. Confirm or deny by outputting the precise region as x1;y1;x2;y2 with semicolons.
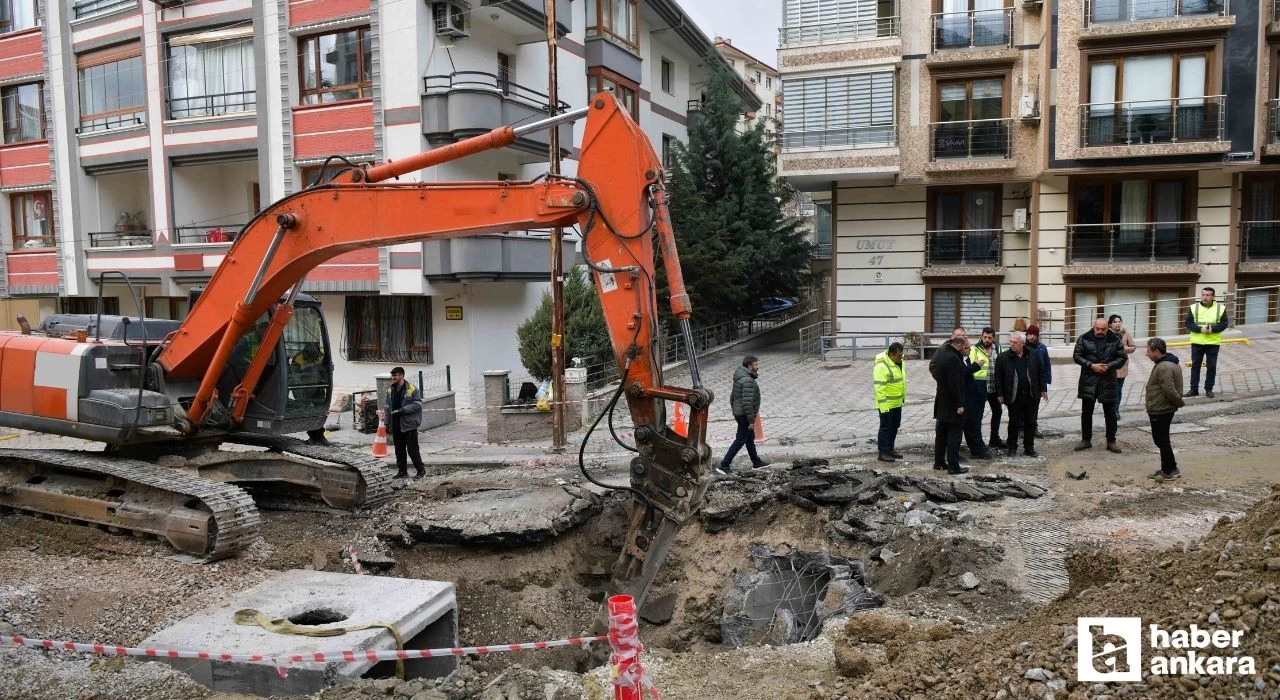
840;487;1280;699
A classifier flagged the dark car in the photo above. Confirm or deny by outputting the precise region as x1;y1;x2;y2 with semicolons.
759;297;795;313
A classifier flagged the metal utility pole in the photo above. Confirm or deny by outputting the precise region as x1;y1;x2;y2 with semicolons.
546;0;567;450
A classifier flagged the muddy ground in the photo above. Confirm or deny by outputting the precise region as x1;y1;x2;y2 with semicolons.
1;398;1279;699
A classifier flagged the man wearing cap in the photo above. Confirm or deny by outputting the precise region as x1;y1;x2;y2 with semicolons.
1025;325;1052;439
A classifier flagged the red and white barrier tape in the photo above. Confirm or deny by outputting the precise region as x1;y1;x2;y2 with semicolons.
346;546;363;575
0;633;607;669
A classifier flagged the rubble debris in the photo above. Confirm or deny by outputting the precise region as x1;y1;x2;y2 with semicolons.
958;572;980;590
900;510;940;527
401;486;602;546
720;546;885;648
1065;469;1088;480
790;458;830;469
640;592;677;626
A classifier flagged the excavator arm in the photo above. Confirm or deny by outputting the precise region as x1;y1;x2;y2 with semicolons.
155;94;713;610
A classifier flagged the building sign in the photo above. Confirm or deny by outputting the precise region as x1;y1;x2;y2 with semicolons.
445;306;463;320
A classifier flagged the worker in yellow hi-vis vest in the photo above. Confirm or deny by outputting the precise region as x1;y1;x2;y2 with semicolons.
874;342;906;462
1184;286;1229;399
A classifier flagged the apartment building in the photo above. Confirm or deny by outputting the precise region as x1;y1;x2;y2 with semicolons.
715;37;781;139
0;0;756;408
779;0;1278;341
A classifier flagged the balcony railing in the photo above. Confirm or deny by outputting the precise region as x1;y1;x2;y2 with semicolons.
1242;221;1280;261
89;230;153;248
423;71;568;112
1066;222;1199;263
1080;96;1225;146
779;17;900;45
813;241;832;260
781;125;896;150
929;118;1012;160
1269;98;1280;145
926;229;1002;266
931;8;1014;50
168;90;256;120
1085;0;1228;25
73;0;135;19
174;225;244;245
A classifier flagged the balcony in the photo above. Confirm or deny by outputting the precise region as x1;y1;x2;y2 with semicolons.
168;90;256;120
931;8;1014;51
72;0;135;20
422;235;575;282
930;119;1011;160
1066;222;1199;264
1084;0;1228;25
422;72;570;159
173;224;244;245
1079;96;1225;147
89;230;154;248
926;229;1002;267
1242;221;1280;262
1269;99;1280;146
779;16;900;46
781;125;896;150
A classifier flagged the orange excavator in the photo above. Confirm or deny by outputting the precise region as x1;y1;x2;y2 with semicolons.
0;94;713;606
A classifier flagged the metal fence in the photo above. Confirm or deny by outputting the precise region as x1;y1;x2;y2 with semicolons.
817;330;1073;362
929;119;1012;160
1085;0;1228;25
798;320;831;358
925;229;1001;267
168;90;257;120
422;71;570;113
174;225;244;245
88;230;153;248
1080;96;1225;147
1065;222;1199;264
931;8;1014;50
657;302;814;367
1034;284;1280;341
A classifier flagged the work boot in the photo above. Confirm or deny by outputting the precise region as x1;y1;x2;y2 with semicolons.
877;454;896;463
1183;389;1199;398
946;465;970;475
414;467;427;479
1206;390;1215;398
1074;440;1092;451
394;468;408;479
1106;441;1122;454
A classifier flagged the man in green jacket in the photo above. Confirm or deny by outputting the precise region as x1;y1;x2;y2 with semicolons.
874;342;906;462
1144;337;1185;480
717;356;770;474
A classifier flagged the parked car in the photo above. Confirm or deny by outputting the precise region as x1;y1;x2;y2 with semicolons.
759;297;796;314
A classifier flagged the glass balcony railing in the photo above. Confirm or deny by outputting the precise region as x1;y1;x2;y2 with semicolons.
1085;0;1228;25
1242;221;1280;261
926;229;1002;266
931;8;1014;50
1080;96;1225;146
929;119;1011;160
1066;222;1199;263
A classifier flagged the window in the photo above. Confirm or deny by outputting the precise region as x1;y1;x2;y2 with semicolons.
2;82;42;143
1085;50;1215;145
933;76;1008;158
168;31;256;119
63;296;119;315
10;191;52;248
1070;287;1185;338
0;0;37;33
934;0;1011;49
755;70;762;83
928;188;1000;265
661;133;675;169
586;0;638;49
590;72;638;119
1088;0;1226;24
343;296;432;363
929;287;994;333
1070;176;1196;263
660;58;673;95
782;0;898;43
766;76;773;89
145;297;190;321
1242;177;1280;262
77;46;145;133
71;0;134;21
781;71;894;148
1241;287;1280;325
299;26;372;104
497;52;514;95
765;103;772;117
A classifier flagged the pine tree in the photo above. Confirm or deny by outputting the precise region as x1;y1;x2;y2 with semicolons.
664;61;811;326
516;267;613;380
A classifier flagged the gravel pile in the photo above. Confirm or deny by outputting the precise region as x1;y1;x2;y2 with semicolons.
0;648;212;700
315;662;586;700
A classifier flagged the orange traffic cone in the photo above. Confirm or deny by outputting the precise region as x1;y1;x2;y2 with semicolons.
372;412;389;458
672;402;688;438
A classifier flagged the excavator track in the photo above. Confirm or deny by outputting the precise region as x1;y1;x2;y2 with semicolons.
221;434;394;510
0;449;260;560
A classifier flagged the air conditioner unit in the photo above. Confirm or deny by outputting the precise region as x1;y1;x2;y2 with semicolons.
1018;93;1039;120
1013;208;1029;232
432;1;470;38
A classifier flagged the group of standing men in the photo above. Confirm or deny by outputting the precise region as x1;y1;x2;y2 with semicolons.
871;286;1230;481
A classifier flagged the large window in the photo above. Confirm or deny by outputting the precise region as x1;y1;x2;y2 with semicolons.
781;0;898;44
10;191;52;248
929;287;994;333
0;0;37;33
781;71;894;148
1070;176;1196;262
586;0;638;49
1243;177;1280;262
343;296;432;363
661;133;675;169
660;58;673;95
77;46;145;133
1085;50;1216;145
932;76;1008;159
1087;0;1226;24
2;82;42;143
1071;287;1186;338
934;0;1011;50
168;31;256;119
299;27;372;105
590;71;637;119
928;188;1000;265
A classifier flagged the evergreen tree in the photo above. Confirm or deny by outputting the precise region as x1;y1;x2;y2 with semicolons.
516;267;612;380
664;61;811;326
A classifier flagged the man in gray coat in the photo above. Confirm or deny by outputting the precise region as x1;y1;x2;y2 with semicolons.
386;366;425;478
717;355;770;474
1144;338;1185;480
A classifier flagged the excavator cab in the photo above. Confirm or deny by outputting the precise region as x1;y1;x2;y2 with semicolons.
189;288;332;436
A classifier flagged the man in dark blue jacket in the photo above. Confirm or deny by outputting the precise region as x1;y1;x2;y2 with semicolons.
1025;325;1052;439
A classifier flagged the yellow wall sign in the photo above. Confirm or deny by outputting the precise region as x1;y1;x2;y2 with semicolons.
445;306;463;320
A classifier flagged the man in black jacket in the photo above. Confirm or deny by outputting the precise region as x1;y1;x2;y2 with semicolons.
931;336;970;475
994;331;1048;457
1073;317;1127;453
